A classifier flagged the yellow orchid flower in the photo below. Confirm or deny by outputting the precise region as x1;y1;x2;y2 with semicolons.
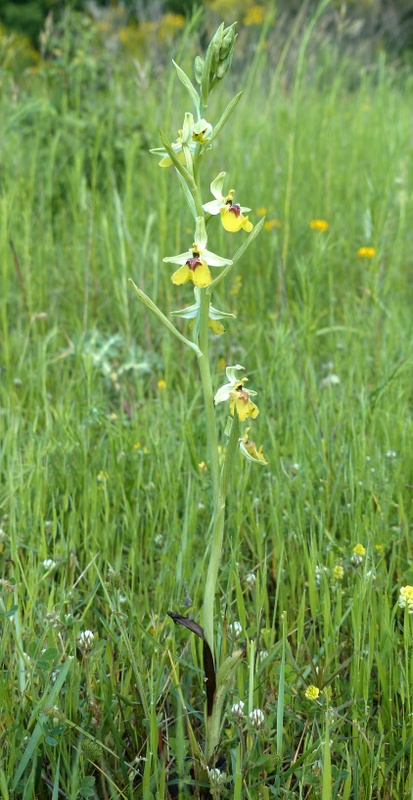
239;428;268;465
214;365;259;421
163;217;232;288
203;172;253;233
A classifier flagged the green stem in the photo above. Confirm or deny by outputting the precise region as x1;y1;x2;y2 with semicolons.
197;290;222;655
202;414;240;656
198;290;220;509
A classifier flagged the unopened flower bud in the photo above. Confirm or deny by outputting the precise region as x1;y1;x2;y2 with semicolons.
194;55;204;84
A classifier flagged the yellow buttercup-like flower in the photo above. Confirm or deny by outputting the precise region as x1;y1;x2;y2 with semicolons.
353;543;366;557
310;219;329;231
357;246;375;258
304;685;320;701
203;172;253;233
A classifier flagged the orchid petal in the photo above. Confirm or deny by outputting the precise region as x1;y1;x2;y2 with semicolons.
210;172;226;201
191;260;212;287
195;217;208;250
163;250;193;264
225;365;244;382
171;264;191;285
202;200;223;215
202;248;232;267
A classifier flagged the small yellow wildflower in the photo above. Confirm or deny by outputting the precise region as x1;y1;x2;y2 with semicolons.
264;219;282;231
304;685;320;701
133;442;141;450
217;357;227;371
333;564;344;580
256;207;267;216
198;461;207;472
310;219;329;231
353;543;366;557
399;585;413;613
230;275;243;295
351;542;366;566
357;247;375;258
375;543;384;555
159;12;185;31
157;379;167;390
244;5;266;25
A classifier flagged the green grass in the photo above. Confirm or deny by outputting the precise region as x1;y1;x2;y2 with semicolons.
1;7;413;799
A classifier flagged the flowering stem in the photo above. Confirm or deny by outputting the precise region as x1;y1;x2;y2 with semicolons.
198;289;220;511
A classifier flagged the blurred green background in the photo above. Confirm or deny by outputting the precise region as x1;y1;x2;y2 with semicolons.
2;0;413;56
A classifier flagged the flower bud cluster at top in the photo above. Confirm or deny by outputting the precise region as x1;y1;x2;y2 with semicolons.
149;22;267;467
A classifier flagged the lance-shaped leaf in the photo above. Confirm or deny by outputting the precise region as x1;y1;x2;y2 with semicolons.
208;92;243;144
206;647;245;761
167;612;216;717
172;60;200;116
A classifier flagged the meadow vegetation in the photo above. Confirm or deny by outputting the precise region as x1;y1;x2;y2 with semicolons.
1;4;413;798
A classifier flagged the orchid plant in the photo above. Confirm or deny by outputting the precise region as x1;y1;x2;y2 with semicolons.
130;22;266;775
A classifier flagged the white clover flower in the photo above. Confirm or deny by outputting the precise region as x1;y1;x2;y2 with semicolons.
321;373;341;388
231;700;245;718
207;767;227;788
42;558;56;570
385;450;397;459
77;630;95;653
229;620;242;638
315;564;329;587
245;572;256;587
351;543;366;566
258;650;269;663
249;708;265;728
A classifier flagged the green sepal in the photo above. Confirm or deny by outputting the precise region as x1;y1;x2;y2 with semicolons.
194;55;204;85
158;129;195;188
